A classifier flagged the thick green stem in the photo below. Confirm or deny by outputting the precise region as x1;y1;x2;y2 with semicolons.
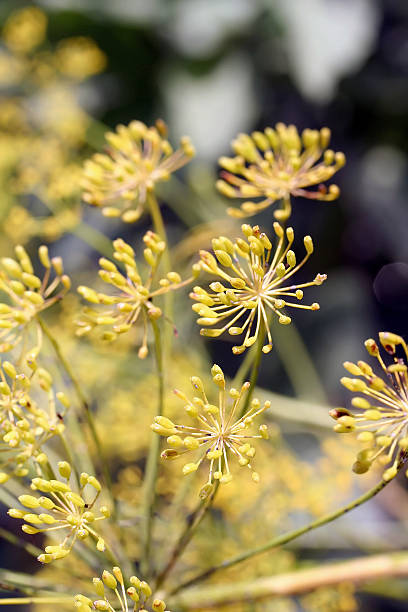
141;318;164;577
171;477;391;595
155;482;220;591
37;317;114;509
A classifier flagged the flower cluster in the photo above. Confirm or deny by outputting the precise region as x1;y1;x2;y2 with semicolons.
152;364;270;498
190;223;326;354
74;567;170;612
0;244;70;358
0;361;69;482
217;123;345;220
8;463;109;562
331;332;408;481
76;232;195;358
81;120;195;223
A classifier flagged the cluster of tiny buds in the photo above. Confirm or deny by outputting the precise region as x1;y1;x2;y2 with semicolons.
81;119;194;223
191;222;325;354
74;567;170;612
217;124;345;220
8;462;109;563
76;232;197;357
0;244;70;354
0;360;69;482
152;364;270;497
331;332;408;482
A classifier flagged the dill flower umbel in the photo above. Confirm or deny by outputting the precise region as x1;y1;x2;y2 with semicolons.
81;120;195;223
76;232;195;358
331;332;408;482
8;463;109;563
152;364;270;498
0;362;69;483
74;567;170;612
0;244;70;357
217;123;345;220
190;223;326;354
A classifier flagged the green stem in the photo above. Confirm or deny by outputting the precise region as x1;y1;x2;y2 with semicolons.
37;317;115;510
238;319;265;418
141;318;164;578
70;220;114;260
0;527;42;558
146;192;173;351
155;482;220;591
171;477;391;595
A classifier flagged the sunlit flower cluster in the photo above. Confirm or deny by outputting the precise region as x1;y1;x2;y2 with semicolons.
75;567;170;612
217;123;345;220
81;120;195;222
8;463;109;563
0;244;70;358
0;361;69;483
76;232;195;358
190;223;326;354
152;364;270;497
332;332;408;482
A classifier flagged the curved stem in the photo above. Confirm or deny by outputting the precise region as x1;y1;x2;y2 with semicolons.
155;481;220;591
141;318;164;578
37;317;115;510
171;476;391;595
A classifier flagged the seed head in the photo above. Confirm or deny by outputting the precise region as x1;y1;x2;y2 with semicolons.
191;223;326;354
81;119;195;223
217;124;345;221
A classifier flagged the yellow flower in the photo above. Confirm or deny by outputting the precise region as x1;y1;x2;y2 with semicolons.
217;123;345;221
0;361;69;483
332;332;408;482
76;232;195;358
152;364;270;497
81;120;195;223
74;567;170;612
2;6;47;55
55;37;107;80
190;223;326;354
0;245;70;358
8;464;109;563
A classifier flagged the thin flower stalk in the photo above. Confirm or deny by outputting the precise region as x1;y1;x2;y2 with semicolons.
152;364;270;498
332;332;408;481
191;222;326;354
81;119;195;223
217;123;345;220
8;462;109;563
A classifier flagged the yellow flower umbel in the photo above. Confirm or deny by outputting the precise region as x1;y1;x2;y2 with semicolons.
0;361;69;483
332;332;408;482
8;463;109;563
81;120;195;223
0;245;70;357
152;364;270;498
217;123;345;221
74;567;170;612
190;223;326;354
76;232;194;358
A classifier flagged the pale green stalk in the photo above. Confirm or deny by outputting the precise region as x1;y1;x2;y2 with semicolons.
0;597;72;605
141;318;164;577
155;481;220;591
171;477;391;594
37;317;114;509
238;318;265;418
